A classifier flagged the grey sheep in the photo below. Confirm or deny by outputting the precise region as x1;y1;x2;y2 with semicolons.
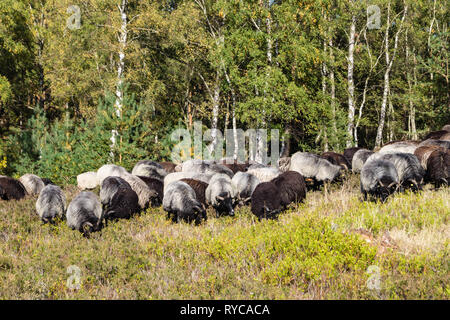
164;172;215;191
352;149;375;173
289;152;341;189
419;139;450;150
77;171;98;190
360;159;399;202
368;153;425;191
100;176;132;209
96;164;128;185
19;174;45;195
66;191;103;236
205;173;236;217
120;173;159;209
163;181;207;225
181;159;234;178
231;172;260;206
35;185;66;224
379;142;418;154
246;166;281;183
131;163;167;181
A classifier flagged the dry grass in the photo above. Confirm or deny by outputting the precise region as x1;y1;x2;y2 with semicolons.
0;177;448;300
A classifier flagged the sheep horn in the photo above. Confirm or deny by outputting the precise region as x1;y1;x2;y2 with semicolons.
216;195;224;201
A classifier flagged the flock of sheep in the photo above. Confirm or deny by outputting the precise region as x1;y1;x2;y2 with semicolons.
0;124;448;237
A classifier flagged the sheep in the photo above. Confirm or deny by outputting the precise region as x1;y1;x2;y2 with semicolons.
102;187;140;222
379;141;418;154
35;185;66;224
442;124;450;132
205;173;235;217
96;164;128;185
440;132;450;142
247;166;281;183
352;149;374;173
99;176;132;209
423;130;449;140
0;177;27;200
277;157;291;172
250;182;282;220
41;178;55;186
19;174;45;195
120;173;159;209
320;152;351;171
271;171;307;208
77;171;98;190
136;176;164;206
66;191;103;236
231;172;260;206
159;161;177;173
360;159;399;202
419;139;450;150
414;146;442;170
164;172;215;191
220;161;252;174
343;147;362;167
289;152;342;190
372;153;425;191
180;178;208;207
425;149;450;188
135;160;163;169
163;181;207;225
131;163;167;181
181;160;234;178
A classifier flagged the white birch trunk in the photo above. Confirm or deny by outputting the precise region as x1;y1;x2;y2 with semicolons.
346;13;356;148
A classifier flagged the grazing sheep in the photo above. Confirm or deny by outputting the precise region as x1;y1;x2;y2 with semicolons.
379;141;418;154
0;177;27;200
271;171;307;208
247;166;281;183
250;182;282;220
136;176;164;206
442;124;450;132
77;171;98;190
352;149;374;173
343;147;362;167
231;172;260;206
205;173;235;217
100;176;132;209
221;161;252;174
164;172;215;191
66;191;103;236
19;174;45;195
163;181;207;224
247;163;269;170
180;178;208;207
289;152;341;189
425;149;450;188
419;139;450;150
414;146;442;170
181;160;234;178
131;163;167;181
120;173;159;209
102;187;140;222
320;152;351;171
423;130;449;140
159;161;177;173
373;153;425;191
96;164;128;185
360;159;399;202
35;185;66;224
277;157;291;172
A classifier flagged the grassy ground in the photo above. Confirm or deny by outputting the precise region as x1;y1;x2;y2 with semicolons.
0;175;448;299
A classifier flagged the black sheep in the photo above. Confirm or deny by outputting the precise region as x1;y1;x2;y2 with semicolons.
321;152;351;171
0;177;27;200
180;178;208;207
271;171;307;208
102;187;141;221
136;175;163;207
426;149;450;188
251;182;282;220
